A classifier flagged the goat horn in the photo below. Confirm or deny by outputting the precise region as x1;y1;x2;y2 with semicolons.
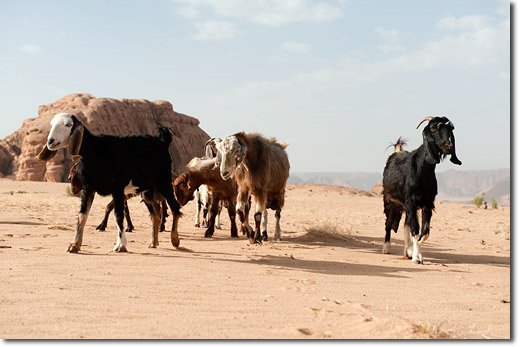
416;116;434;129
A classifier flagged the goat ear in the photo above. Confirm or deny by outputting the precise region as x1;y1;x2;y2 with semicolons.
235;134;248;162
213;151;222;169
69;123;84;157
449;133;462;165
37;144;57;161
422;129;440;165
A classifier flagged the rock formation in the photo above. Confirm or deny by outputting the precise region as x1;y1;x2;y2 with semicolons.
0;93;210;182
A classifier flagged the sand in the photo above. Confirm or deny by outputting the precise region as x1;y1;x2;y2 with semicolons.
0;179;510;339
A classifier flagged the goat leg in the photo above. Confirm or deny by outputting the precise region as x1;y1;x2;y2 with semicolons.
227;198;238;238
143;195;160;248
405;208;423;264
96;199;114;232
204;197;220;238
124;200;134;233
419;207;432;245
262;210;268;241
159;199;168;232
68;189;95;253
112;192;128;253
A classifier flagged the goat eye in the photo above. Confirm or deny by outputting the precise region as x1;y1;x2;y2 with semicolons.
65;123;73;128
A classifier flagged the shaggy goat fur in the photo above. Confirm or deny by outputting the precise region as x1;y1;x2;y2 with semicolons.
382;116;461;264
215;132;290;243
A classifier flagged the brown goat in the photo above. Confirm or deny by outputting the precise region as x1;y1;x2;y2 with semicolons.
215;132;290;243
173;157;239;238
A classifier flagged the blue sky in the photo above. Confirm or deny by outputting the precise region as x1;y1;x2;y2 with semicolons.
0;0;510;172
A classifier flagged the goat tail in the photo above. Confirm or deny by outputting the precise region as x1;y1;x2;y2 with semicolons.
158;127;173;145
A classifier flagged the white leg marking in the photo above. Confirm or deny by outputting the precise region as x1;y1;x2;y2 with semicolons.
411;235;423;264
403;225;413;258
113;225;128;252
215;204;222;229
382;241;391;254
262;210;268;233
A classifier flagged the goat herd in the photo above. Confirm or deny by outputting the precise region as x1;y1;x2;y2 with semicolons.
37;113;461;264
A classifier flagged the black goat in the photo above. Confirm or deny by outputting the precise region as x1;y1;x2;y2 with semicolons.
68;160;170;233
38;112;182;253
382;116;462;264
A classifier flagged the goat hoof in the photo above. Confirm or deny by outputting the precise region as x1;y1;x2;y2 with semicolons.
262;231;268;241
126;227;134;233
114;245;128;253
253;232;263;244
382;242;391;254
204;230;213;238
194;223;200;228
412;254;423;264
171;231;180;248
67;243;80;253
148;242;158;248
231;231;239;238
96;225;106;232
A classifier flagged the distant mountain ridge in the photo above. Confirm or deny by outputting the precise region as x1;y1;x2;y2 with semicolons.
289;168;510;206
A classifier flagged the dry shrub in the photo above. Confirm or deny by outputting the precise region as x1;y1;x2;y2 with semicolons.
411;323;453;339
303;222;352;243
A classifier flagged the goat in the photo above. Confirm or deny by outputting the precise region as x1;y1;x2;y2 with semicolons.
38;112;182;253
174;157;238;238
193;184;211;228
202;138;225;228
214;132;290;243
382;116;462;264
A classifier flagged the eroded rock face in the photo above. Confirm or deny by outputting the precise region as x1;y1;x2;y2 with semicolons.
0;93;210;182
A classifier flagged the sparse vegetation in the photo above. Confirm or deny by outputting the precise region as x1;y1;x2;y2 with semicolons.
303;222;352;242
412;323;453;339
2;190;28;195
473;194;485;208
491;198;498;209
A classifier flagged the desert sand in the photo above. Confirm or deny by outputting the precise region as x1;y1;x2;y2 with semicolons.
0;179;510;339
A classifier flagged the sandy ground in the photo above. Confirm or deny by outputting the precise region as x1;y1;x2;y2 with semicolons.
0;179;510;339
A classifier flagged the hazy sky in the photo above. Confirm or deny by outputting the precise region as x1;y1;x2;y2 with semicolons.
0;0;510;172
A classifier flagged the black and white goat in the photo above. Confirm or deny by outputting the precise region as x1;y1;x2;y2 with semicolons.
193;184;211;228
382;116;462;264
38;112;182;253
